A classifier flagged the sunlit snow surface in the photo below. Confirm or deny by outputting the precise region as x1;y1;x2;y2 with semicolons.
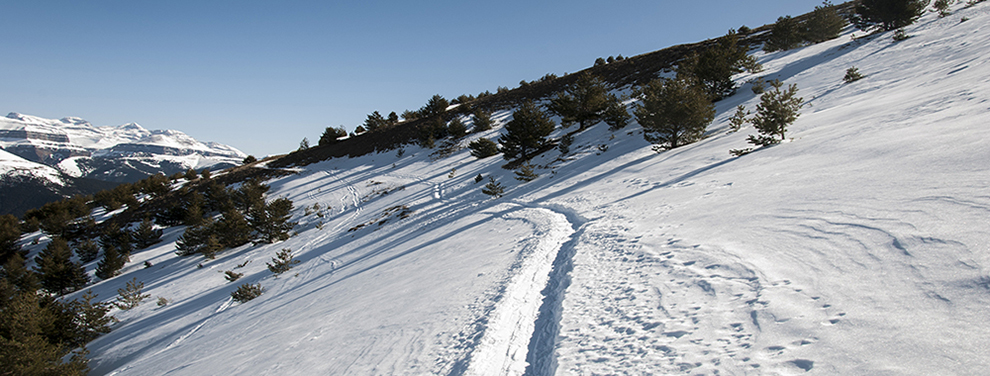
47;4;990;375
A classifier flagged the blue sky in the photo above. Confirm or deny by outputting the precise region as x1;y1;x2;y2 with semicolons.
1;1;834;157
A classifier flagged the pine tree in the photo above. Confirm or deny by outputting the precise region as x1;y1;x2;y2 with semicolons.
514;163;539;182
765;16;802;52
804;1;847;43
499;100;556;160
319;126;347;146
74;289;114;343
99;223;133;260
94;245;127;280
0;291;90;375
481;177;505;198
1;253;39;293
231;283;264;303
468;138;500;159
185;168;198;181
133;217;163;249
174;217;215;257
234;179;270;214
604;95;631;131
113;278;150;310
266;248;301;274
421;95;449;120
184;191;206;226
74;238;100;264
0;214;22;265
472;109;494;132
634;77;716;150
853;0;931;31
748;80;804;145
250;198;297;244
447;118;469;138
34;238;90;295
678;31;761;101
364;111;388;132
933;0;951;17
547;73;614;129
215;209;252;248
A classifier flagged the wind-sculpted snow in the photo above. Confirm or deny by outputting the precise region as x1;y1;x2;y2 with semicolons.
32;3;990;375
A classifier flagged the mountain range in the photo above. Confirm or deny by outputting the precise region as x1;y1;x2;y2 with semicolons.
0;112;246;216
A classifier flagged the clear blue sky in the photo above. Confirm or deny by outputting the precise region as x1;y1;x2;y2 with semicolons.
1;1;832;157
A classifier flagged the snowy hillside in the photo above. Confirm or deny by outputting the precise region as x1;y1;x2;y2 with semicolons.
31;3;990;375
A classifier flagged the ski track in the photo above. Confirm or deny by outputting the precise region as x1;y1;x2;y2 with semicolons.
463;204;575;376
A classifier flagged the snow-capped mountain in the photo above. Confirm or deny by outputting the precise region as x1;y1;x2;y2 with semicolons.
12;2;990;375
0;112;247;183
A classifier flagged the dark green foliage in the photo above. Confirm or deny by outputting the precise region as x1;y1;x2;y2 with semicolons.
200;168;212;180
468;138;500;159
401;110;420;122
364;111;388;132
546;73;615;129
634;77;716;150
2;253;39;293
231;283;264;303
844;67;866;83
234;179;268;214
0;291;91;376
594;57;606;66
474;174;484;184
0;214;21;265
604;95;631;131
514;163;539;182
266;248;300;274
93;183;137;212
185;168;198;181
26;195;91;239
299;137;310;150
250;197;297;244
74;238;100;264
472;109;494;132
420;95;449;120
481;177;505;198
678;31;761;101
94;245;127;280
319;126;348;146
204;180;235;214
499;101;556;160
243;155;257;164
174;218;216;257
933;0;951;16
98;223;133;258
892;28;911;41
388;111;399;125
765;16;803;52
853;0;931;31
34;238;89;295
114;278;150;310
748;80;804;145
804;1;848;43
184;191;207;226
136;173;171;198
133;217;163;250
447;118;468;138
215;209;252;248
729;105;749;132
74;290;114;343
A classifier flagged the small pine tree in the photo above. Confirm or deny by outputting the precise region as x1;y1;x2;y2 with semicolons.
472;109;494;132
804;1;848;43
765;16;803;52
468;138;500;159
243;155;257;164
319;126;348;146
95;245;127;280
474;174;484;184
1;214;24;264
215;208;252;248
678;31;761;101
934;0;951;17
2;253;39;293
853;0;930;31
514;163;539;182
74;238;101;263
200;234;223;260
546;73;612;129
604;94;631;131
748;80;804;145
499;100;556;160
447;117;468;138
75;289;114;342
728;105;749;132
34;237;90;295
184;168;198;181
266;248;300;274
558;133;574;154
843;67;866;83
231;283;264;303
250;197;297;244
481;177;505;198
174;218;215;257
635;77;716;150
133;217;163;249
114;278;150;310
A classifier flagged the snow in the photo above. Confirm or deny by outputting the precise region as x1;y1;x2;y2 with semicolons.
0;147;64;184
47;3;990;375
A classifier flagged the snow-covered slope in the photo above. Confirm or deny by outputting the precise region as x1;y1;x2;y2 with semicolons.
0;112;247;182
40;3;989;375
